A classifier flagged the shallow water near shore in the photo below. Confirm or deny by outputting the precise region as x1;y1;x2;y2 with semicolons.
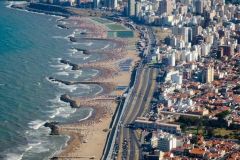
0;2;103;159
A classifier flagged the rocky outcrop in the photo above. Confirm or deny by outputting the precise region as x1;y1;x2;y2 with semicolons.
60;59;81;70
60;94;79;108
44;122;60;135
74;48;90;55
57;24;69;29
48;77;75;85
69;36;77;42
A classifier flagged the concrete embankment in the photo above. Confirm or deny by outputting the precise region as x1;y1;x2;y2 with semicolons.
11;2;75;17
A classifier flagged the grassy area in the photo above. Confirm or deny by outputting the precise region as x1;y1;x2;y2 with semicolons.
185;127;240;139
213;128;233;136
108;31;134;38
91;17;112;24
106;23;127;31
185;126;206;135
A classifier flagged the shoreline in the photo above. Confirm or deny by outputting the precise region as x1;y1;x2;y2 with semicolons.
9;2;140;159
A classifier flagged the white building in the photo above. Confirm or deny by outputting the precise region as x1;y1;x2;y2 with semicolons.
168;53;176;66
201;43;210;56
151;136;159;149
157;131;177;152
171;73;183;84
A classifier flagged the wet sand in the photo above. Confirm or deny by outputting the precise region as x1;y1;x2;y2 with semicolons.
50;16;140;159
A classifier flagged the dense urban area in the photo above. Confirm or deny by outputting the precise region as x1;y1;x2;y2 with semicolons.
19;0;240;159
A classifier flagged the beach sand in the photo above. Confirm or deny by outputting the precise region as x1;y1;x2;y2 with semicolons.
57;101;116;159
51;16;140;160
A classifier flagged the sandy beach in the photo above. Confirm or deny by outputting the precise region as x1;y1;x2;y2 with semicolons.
49;16;140;159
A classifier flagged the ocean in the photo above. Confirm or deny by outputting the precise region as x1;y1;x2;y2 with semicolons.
0;2;100;159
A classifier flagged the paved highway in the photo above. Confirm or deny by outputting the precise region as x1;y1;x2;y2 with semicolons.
113;27;157;160
102;26;157;160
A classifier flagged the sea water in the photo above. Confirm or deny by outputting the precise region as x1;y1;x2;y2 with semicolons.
0;2;100;159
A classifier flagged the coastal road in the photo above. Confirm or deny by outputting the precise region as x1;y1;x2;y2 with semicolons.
102;26;157;160
122;67;157;160
114;27;157;160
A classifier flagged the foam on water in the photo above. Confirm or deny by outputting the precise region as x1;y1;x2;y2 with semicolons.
6;1;27;9
59;84;78;92
50;63;71;71
30;143;50;154
52;35;67;39
48;104;76;119
28;120;46;130
79;108;94;122
83;56;91;60
51;57;62;61
1;2;106;159
49;108;60;119
94;86;104;96
68;48;79;55
48;94;63;104
55;71;69;76
21;126;56;158
91;69;99;77
73;70;82;79
76;42;93;46
5;153;23;160
47;95;76;118
46;77;78;92
102;44;110;50
66;29;78;39
4;141;43;160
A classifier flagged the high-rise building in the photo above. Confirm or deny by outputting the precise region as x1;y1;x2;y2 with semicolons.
93;0;100;8
168;53;176;67
135;2;141;17
76;0;81;6
181;0;192;5
181;27;189;43
188;27;193;42
192;25;202;39
202;66;214;83
128;0;135;16
158;0;175;15
201;43;210;56
106;0;118;9
195;0;203;15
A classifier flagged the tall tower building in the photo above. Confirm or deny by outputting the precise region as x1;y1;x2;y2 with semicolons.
93;0;100;8
195;0;203;15
113;0;117;8
168;53;176;67
158;0;175;15
202;66;214;83
77;0;81;6
128;0;135;17
135;2;141;17
106;0;118;9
